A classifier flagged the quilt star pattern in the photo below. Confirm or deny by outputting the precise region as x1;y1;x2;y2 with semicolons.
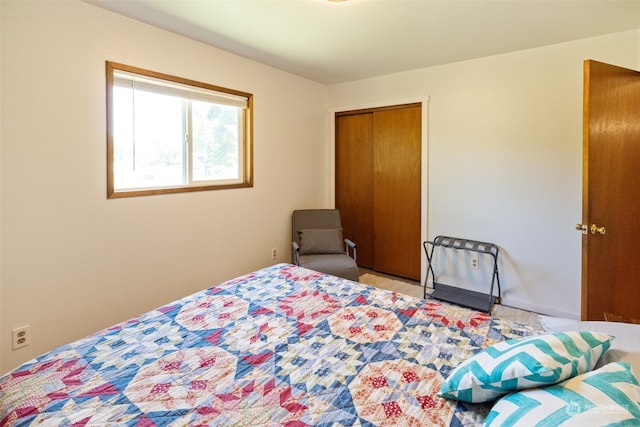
0;264;538;426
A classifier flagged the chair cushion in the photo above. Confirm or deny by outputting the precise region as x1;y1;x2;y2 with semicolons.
438;331;613;403
298;228;345;255
298;254;359;282
485;362;640;426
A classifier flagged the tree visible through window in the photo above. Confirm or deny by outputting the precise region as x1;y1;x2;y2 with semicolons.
106;61;253;198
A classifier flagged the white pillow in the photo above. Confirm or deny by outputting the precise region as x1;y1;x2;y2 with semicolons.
485;362;640;426
539;315;640;379
438;331;612;403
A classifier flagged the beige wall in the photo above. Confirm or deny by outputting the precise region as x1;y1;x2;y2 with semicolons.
0;1;329;374
328;30;640;319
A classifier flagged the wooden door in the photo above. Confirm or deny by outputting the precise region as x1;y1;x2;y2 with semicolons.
335;113;374;268
581;60;640;321
335;103;421;280
373;106;421;279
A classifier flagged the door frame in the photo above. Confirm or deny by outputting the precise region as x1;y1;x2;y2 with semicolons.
328;95;431;284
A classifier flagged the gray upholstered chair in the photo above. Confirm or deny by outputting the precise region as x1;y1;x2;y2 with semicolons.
291;209;359;282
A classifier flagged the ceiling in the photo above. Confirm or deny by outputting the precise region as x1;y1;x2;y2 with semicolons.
88;0;640;85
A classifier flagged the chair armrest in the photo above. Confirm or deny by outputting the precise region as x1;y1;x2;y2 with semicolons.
344;239;357;262
292;241;300;265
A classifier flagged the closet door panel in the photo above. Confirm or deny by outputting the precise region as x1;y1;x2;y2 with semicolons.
373;106;421;280
335;113;374;268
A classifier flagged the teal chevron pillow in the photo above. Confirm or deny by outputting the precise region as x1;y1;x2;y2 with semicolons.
485;362;640;426
439;331;613;403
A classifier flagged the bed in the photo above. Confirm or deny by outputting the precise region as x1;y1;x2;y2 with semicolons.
1;264;636;426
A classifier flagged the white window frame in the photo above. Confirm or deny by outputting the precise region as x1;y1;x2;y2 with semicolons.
106;61;253;198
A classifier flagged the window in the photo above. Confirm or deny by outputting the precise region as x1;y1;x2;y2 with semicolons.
106;61;253;198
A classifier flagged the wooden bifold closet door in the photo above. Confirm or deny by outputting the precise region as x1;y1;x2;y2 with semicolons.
335;103;421;280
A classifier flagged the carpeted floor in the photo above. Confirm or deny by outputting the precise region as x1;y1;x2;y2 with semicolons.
359;273;423;298
359;270;543;330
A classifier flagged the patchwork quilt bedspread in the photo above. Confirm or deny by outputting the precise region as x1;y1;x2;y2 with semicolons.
0;263;538;426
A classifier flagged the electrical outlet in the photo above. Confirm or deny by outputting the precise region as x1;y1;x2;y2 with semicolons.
12;325;30;350
471;256;479;270
271;247;277;260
